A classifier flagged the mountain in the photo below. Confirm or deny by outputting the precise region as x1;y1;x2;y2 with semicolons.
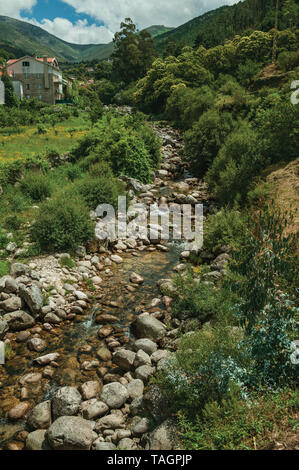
0;16;172;63
153;0;284;53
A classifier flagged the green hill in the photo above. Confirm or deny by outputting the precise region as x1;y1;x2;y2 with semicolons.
153;0;292;53
0;16;172;63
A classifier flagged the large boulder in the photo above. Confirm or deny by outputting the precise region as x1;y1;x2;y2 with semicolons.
135;316;166;341
52;386;82;419
3;311;35;331
100;382;129;409
147;419;177;450
143;384;169;423
46;416;95;450
27;401;52;430
10;263;30;278
19;284;43;317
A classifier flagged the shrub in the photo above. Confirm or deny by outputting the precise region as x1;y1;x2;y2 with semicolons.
19;171;52;202
72;174;126;210
206;123;264;205
203;208;246;255
31;196;94;252
59;256;76;269
184;110;235;177
0;229;9;250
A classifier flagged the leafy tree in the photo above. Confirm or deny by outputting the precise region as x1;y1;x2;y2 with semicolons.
1;71;18;107
112;18;156;84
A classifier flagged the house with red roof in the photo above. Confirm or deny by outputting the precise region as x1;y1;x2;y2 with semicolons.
6;55;67;104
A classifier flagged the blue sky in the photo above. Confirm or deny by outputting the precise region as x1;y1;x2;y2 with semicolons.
0;0;239;44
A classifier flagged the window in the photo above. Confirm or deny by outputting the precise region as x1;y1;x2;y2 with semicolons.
26;95;30;100
22;61;30;67
38;95;42;101
38;84;42;89
26;84;30;90
24;73;29;79
36;73;41;78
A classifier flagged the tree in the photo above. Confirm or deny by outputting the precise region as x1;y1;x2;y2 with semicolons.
1;71;18;107
111;18;156;83
272;0;280;63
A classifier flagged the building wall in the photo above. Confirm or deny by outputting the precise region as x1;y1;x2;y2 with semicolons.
0;80;4;105
7;57;63;105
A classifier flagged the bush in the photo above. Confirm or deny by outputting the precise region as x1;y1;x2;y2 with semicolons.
203;209;246;255
31;196;94;252
72;173;126;210
184;110;235;177
156;325;247;417
206;123;264;205
278;50;299;72
19;171;52;202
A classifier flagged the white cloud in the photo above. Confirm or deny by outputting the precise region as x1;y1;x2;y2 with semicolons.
0;0;37;19
62;0;240;31
25;17;114;44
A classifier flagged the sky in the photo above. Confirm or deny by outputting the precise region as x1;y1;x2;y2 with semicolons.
0;0;240;45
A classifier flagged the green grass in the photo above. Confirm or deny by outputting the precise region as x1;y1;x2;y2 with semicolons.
0;261;10;276
0;115;90;163
59;256;76;269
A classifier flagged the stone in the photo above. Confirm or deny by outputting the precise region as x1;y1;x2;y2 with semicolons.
10;263;30;278
134;349;151;367
148;419;177;450
46;416;94;450
0;319;9;339
93;440;116;450
19;373;42;386
16;330;31;342
132;417;150;435
19;284;43;317
111;255;123;264
52;386;82;419
0;295;22;312
95;413;125;431
135;316;166;341
118;438;138;450
130;273;144;284
113;349;136;371
134;338;158;355
27;401;52;430
0;276;18;294
101;382;129;409
135;365;155;382
96;347;112;362
151;350;169;363
127;379;144;400
75;291;88;301
33;353;60;366
26;430;50;450
143;384;169;423
27;337;47;353
130;397;145;417
81;399;108;420
8;402;31;421
44;312;61;324
3;311;35;331
80;381;101;400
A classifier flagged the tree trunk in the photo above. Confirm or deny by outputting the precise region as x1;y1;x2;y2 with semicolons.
272;0;279;63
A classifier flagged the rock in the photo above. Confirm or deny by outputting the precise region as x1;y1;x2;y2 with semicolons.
111;255;123;264
135;365;155;382
80;381;102;400
133;338;158;355
130;397;145;417
130;273;144;284
27;401;51;430
0;275;18;294
33;353;60;366
27;337;47;353
134;349;151;368
95;413;125;431
19;284;43;317
101;382;129;409
118;438;138;450
26;430;50;450
113;349;136;371
151;350;169;364
148;419;177;450
143;384;169;423
8;402;31;421
75;246;86;258
132;417;150;435
16;330;31;342
135;316;166;341
10;263;30;278
0;319;9;339
81;399;108;420
96;347;112;362
6;242;17;253
93;440;116;450
52;386;82;419
46;416;94;450
0;295;22;312
127;379;144;400
44;312;61;324
20;373;42;386
3;311;35;331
